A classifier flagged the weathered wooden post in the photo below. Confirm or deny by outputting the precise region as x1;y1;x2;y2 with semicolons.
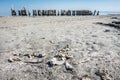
53;10;56;16
89;10;93;15
33;10;37;16
93;10;96;16
18;10;21;16
28;10;31;16
66;10;71;16
48;10;50;16
76;10;79;16
46;10;49;16
72;10;76;16
21;7;27;16
61;10;63;16
57;10;59;16
61;10;66;16
42;10;45;16
38;10;42;16
97;11;99;15
11;8;17;16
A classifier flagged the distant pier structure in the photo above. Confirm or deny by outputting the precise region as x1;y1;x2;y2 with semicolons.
11;7;99;16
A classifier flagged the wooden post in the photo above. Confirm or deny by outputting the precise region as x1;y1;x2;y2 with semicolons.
11;8;17;16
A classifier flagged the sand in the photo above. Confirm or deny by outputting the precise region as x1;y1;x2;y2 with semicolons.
0;16;120;80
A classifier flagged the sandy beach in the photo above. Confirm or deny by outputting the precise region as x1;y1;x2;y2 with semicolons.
0;16;120;80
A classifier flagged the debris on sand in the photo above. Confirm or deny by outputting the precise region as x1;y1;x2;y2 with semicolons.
24;59;43;64
57;44;73;59
8;57;21;62
8;58;14;62
33;52;46;58
47;44;74;68
47;57;65;67
104;29;110;32
112;21;120;24
24;53;34;59
64;61;73;71
65;54;73;59
95;69;112;80
96;21;120;29
81;75;92;80
111;17;118;19
1;16;120;80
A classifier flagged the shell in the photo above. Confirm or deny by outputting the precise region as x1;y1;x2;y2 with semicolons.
8;57;21;62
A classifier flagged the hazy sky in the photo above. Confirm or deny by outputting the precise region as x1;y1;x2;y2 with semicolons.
0;0;120;16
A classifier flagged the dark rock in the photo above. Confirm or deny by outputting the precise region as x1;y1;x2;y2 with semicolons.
95;70;112;80
104;29;110;32
64;62;73;71
96;22;120;29
46;61;54;67
111;17;118;19
112;21;120;24
96;22;104;25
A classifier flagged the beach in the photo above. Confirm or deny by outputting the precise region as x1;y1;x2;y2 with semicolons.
0;15;120;80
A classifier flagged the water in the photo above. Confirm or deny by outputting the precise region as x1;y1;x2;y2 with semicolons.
100;11;120;15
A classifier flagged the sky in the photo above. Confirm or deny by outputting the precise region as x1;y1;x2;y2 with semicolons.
0;0;120;16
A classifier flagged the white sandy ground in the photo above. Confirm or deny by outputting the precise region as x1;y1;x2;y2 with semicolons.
0;16;120;80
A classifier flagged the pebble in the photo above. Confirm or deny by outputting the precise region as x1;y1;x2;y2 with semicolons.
8;58;14;62
64;61;73;71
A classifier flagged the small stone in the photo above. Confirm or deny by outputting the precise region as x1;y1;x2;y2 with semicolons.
11;51;19;56
34;53;45;58
8;58;14;62
37;51;46;57
49;40;54;44
64;61;73;71
41;52;46;57
111;17;118;19
41;37;45;39
13;53;17;56
104;29;110;32
10;77;16;80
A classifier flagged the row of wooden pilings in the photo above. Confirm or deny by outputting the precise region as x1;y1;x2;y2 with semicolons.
11;8;99;16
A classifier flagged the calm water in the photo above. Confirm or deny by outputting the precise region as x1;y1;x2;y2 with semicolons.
100;11;120;15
